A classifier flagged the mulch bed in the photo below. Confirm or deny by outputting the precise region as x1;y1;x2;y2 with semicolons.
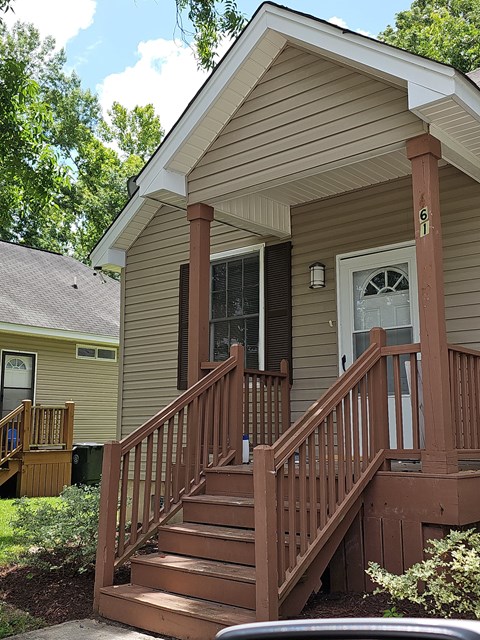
0;561;429;630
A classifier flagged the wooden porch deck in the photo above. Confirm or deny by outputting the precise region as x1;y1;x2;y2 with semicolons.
0;400;75;497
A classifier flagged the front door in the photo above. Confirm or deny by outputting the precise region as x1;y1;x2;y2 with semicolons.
0;352;36;418
338;244;419;447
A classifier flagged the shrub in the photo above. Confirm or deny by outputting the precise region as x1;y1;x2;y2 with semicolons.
366;528;480;618
11;484;100;573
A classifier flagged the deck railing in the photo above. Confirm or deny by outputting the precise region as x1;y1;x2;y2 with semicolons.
449;344;480;450
94;344;246;605
253;328;423;620
0;400;75;465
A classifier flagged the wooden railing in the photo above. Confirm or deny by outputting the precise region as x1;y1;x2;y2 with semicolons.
253;328;424;620
0;400;75;465
449;344;480;450
94;344;246;605
244;361;290;446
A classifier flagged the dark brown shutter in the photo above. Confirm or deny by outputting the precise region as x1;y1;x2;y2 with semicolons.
264;242;292;381
177;263;189;390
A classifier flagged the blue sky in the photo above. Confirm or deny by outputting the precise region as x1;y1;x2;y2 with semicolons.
5;0;413;131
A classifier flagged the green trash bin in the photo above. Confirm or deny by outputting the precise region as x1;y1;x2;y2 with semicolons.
72;442;104;485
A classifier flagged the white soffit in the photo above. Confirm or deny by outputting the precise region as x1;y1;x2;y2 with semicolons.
215;194;291;237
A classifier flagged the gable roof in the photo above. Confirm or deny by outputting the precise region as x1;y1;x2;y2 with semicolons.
91;1;480;270
0;242;120;343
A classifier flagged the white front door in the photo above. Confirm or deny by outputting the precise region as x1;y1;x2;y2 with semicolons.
337;244;419;447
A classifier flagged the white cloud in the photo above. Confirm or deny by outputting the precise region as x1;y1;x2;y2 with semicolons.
97;38;212;134
4;0;96;49
328;16;348;29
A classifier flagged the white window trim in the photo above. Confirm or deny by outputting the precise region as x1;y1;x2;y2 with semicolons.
210;243;265;370
76;344;118;362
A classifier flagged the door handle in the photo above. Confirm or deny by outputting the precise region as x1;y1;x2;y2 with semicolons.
341;355;347;372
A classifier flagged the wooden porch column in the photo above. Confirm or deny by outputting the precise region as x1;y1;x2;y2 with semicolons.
187;203;214;387
406;133;457;473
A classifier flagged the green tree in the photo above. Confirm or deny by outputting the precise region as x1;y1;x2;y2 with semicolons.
176;0;247;69
379;0;480;73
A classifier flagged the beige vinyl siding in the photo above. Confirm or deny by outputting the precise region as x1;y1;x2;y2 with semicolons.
290;165;480;421
188;46;424;203
121;207;263;438
0;333;118;442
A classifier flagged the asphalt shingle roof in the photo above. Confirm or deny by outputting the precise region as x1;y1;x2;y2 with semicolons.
0;242;120;339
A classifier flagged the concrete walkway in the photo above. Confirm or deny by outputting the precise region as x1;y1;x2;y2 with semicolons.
12;619;163;639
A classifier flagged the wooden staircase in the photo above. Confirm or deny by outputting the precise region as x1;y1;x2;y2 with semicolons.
0;458;21;487
98;465;258;638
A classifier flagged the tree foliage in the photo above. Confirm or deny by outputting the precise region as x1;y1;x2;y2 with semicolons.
176;0;246;69
379;0;480;73
0;21;163;260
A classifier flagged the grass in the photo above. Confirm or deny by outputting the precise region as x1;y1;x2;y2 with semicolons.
0;602;45;638
0;497;59;565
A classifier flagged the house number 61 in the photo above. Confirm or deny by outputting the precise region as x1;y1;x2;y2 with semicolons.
419;207;430;237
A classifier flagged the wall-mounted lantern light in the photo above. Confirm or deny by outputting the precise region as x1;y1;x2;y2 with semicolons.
309;262;326;289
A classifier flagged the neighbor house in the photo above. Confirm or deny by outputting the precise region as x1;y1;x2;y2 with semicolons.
91;3;480;638
0;241;120;496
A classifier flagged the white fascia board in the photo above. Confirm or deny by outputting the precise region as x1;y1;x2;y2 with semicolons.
90;192;144;268
0;322;119;346
264;7;455;91
430;124;480;184
138;167;187;200
136;10;278;184
408;81;454;112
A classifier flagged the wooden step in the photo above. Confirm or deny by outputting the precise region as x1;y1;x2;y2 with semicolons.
205;465;254;497
183;494;254;528
99;584;255;640
131;553;256;609
158;522;256;566
0;459;21;487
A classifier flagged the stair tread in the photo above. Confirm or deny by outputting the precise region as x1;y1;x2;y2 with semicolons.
182;494;254;506
100;584;256;625
162;522;255;541
207;465;253;475
132;553;256;582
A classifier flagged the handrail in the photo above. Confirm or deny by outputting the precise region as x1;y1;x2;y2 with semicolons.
0;404;26;465
94;344;245;608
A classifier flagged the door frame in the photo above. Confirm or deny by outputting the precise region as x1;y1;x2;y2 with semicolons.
0;350;37;415
336;241;419;374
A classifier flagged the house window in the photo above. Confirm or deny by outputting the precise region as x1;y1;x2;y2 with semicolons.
76;345;117;361
210;253;260;369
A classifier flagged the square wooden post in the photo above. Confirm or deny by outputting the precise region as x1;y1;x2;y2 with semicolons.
187;203;214;387
64;401;75;450
21;399;32;452
369;328;389;451
406;134;457;473
229;343;244;464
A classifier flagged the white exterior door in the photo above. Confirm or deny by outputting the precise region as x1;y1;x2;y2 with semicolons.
0;352;36;418
337;244;419;447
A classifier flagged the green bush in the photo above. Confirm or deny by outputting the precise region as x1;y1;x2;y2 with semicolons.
11;484;100;573
366;528;480;618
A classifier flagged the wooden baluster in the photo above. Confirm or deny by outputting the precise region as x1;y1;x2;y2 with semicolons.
260;375;265;446
253;445;279;622
468;355;477;449
352;388;360;482
410;354;420;449
153;425;165;517
392;355;404;449
327;412;336;513
359;377;369;465
280;360;290;435
276;467;286;586
117;451;130;556
221;377;229;458
164;417;175;513
369;328;389;451
461;354;471;448
243;373;250;447
287;456;296;570
299;441;308;555
229;344;244;464
252;374;258;447
449;349;458;447
308;431;318;540
93;441;122;610
319;419;327;528
266;376;273;445
212;384;220;466
194;396;203;485
129;442;142;546
344;394;353;492
336;401;345;503
173;409;185;500
273;377;280;441
474;357;480;449
142;432;154;533
64;402;75;450
202;386;212;469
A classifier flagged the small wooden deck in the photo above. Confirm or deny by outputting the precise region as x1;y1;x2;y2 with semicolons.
0;400;75;497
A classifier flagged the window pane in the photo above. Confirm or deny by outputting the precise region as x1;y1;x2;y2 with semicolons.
227;289;243;317
211;263;226;292
227;260;242;290
243;257;259;288
212;321;229;361
211;291;226;319
243;286;259;315
229;319;245;346
77;347;96;358
98;349;116;360
245;318;259;369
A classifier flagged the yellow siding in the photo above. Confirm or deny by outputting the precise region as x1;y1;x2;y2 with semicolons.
121;207;263;438
0;332;118;442
188;46;424;203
